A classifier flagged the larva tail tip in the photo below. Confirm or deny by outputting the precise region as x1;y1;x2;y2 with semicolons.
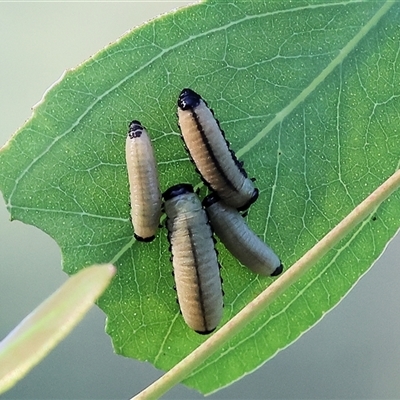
271;263;284;277
237;188;259;211
195;327;216;335
134;233;155;243
246;187;260;206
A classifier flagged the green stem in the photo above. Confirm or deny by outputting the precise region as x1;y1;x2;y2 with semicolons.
132;169;400;400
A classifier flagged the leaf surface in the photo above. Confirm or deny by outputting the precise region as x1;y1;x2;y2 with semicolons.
0;0;399;394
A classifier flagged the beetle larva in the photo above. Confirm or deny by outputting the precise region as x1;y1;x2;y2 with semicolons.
203;193;283;277
163;183;223;334
125;120;162;242
177;88;258;211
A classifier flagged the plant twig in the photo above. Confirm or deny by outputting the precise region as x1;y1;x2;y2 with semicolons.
132;169;400;400
0;264;116;395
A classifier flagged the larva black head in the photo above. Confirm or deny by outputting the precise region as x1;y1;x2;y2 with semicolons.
178;88;201;110
128;120;144;139
202;192;220;208
237;188;259;211
271;262;284;277
163;183;194;201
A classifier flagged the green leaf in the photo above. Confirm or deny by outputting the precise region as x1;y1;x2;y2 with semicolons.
0;0;399;395
0;264;116;395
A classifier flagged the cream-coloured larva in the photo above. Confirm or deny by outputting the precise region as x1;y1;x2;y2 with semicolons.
163;183;223;334
177;88;258;211
203;193;283;277
125;120;162;242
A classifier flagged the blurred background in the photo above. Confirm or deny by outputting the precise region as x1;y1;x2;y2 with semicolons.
1;2;400;399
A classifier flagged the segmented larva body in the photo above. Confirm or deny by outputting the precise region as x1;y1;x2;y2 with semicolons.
177;88;258;211
163;184;223;334
203;193;283;277
125;120;162;242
